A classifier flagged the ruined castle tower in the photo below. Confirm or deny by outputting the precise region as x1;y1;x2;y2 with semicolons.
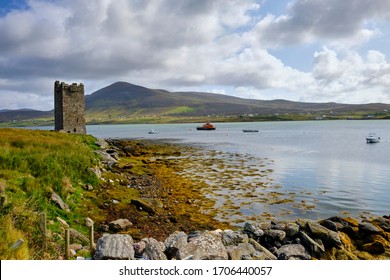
54;81;86;134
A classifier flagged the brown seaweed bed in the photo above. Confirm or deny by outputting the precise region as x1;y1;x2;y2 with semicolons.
163;143;324;224
90;138;353;242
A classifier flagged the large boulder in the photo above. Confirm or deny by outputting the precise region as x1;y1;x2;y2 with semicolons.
141;238;167;260
248;239;277;260
359;222;383;235
284;223;300;237
221;230;249;246
94;234;135;260
225;242;259;260
243;222;264;238
164;231;188;259
308;222;342;248
175;231;228;260
108;219;133;232
264;229;286;242
299;231;325;257
371;217;390;232
277;244;311;260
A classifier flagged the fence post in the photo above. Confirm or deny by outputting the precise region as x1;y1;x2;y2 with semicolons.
86;218;95;256
40;212;47;255
89;224;94;255
64;228;70;260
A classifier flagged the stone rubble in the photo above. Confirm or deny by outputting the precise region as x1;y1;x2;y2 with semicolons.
87;215;390;260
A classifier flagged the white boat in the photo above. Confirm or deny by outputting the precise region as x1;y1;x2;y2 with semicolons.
366;133;380;143
148;129;159;134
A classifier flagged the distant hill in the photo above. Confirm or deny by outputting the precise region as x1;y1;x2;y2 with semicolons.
0;109;53;122
85;81;390;117
1;81;390;123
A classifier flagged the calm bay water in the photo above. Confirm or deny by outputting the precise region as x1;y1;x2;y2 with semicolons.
31;120;390;220
85;120;390;220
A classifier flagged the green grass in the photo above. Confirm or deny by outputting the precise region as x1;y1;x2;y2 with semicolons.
165;106;195;115
0;128;100;259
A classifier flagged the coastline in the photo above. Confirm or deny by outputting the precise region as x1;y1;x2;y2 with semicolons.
90;138;390;260
92;138;233;241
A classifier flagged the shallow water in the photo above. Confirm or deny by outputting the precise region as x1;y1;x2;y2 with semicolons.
30;120;390;222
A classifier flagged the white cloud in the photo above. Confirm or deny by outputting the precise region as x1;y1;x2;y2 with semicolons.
310;47;390;103
256;0;390;47
1;0;390;109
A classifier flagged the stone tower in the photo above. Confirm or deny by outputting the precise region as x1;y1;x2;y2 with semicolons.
54;80;86;134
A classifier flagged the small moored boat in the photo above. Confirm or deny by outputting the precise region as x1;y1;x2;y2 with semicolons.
366;133;380;143
148;129;159;134
242;129;259;133
196;122;216;130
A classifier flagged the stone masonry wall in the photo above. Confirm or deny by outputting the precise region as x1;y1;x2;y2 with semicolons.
54;80;86;134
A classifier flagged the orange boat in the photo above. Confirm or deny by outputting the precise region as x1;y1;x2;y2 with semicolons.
196;122;216;130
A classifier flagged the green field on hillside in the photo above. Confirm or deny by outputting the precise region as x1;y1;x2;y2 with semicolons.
0;128;100;259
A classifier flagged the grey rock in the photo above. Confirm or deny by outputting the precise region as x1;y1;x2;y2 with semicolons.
94;150;117;169
108;219;133;232
164;231;188;259
372;217;390;232
258;221;272;230
95;140;109;149
244;222;264;238
141;238;167;260
264;229;286;242
9;239;24;251
50;192;69;211
176;231;228;260
285;223;300;237
308;222;342;247
133;240;147;257
359;222;383;234
248;238;277;260
226;243;257;260
69;228;89;246
295;219;312;230
271;222;286;231
299;231;325;257
221;230;248;246
277;244;311;260
106;150;119;160
94;234;135;260
320;219;338;232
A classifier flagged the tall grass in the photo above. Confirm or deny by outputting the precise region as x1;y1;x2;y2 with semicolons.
0;128;100;259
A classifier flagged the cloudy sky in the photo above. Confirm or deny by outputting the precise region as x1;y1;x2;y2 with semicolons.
1;0;390;110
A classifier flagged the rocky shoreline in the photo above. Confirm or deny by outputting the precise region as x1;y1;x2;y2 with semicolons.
92;215;390;260
79;138;390;260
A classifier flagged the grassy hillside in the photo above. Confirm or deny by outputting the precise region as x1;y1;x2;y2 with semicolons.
84;82;390;121
0;128;100;259
0;129;229;260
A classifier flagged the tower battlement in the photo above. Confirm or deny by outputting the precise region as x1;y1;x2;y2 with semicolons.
54;80;86;134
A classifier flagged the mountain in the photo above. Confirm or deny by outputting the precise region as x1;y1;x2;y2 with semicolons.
0;109;53;122
1;81;390;124
85;81;390;117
